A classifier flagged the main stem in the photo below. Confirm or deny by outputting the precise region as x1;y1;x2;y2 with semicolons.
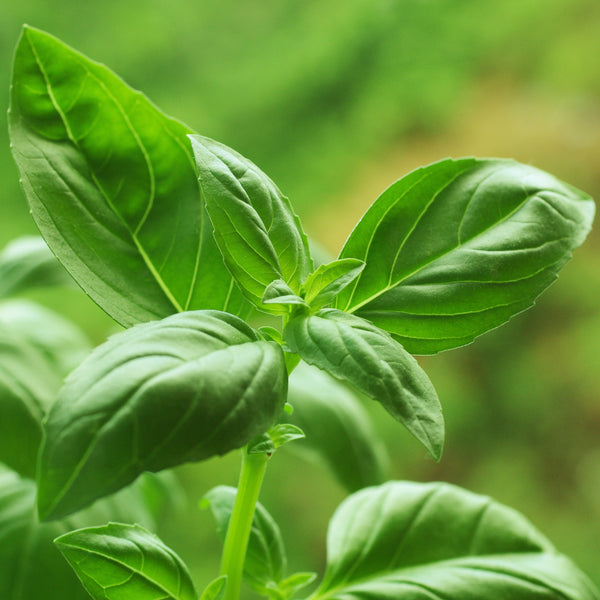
220;448;269;600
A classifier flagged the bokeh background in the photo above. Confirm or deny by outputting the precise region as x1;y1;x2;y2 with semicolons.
1;0;599;591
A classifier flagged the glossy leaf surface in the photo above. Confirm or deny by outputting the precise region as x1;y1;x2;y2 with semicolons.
203;485;286;595
189;135;312;310
314;481;599;600
38;310;287;520
0;466;163;600
9;26;248;327
335;159;595;354
284;310;443;459
55;522;197;600
0;236;73;298
286;361;388;491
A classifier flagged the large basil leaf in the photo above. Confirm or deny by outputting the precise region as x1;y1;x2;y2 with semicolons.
203;485;286;595
284;310;443;459
0;327;63;478
314;481;599;600
0;466;164;600
287;362;389;491
189;135;312;310
335;159;595;354
37;310;287;520
55;523;197;600
0;236;73;298
9;26;248;327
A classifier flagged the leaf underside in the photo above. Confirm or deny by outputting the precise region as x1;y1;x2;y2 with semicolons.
336;158;595;354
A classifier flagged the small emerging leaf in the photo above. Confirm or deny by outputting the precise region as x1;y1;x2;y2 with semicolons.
271;572;317;600
189;135;312;310
201;576;228;600
303;258;365;310
263;280;307;311
55;523;197;600
284;310;443;459
314;481;599;600
259;326;284;344
269;424;305;447
203;485;286;594
248;424;305;455
37;310;287;520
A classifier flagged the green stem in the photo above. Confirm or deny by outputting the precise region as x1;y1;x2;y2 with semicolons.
220;448;269;600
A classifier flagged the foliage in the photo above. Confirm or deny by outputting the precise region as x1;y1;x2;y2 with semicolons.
1;24;598;600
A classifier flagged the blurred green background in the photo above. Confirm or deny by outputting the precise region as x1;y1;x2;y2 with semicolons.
1;0;599;591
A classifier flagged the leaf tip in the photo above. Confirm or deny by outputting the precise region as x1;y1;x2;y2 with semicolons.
431;439;444;462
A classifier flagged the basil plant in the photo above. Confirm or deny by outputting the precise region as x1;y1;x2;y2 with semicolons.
3;25;598;600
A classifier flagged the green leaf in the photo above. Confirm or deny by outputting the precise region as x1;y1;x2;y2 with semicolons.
0;236;73;298
55;522;197;600
314;481;599;600
248;424;305;455
0;325;63;478
9;26;249;327
0;299;91;376
286;361;388;491
302;258;365;310
201;576;228;600
263;279;307;312
0;467;88;600
203;485;286;595
268;424;305;448
189;135;312;310
0;300;90;478
270;572;317;600
335;158;595;354
0;466;165;600
284;310;443;460
37;310;287;520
